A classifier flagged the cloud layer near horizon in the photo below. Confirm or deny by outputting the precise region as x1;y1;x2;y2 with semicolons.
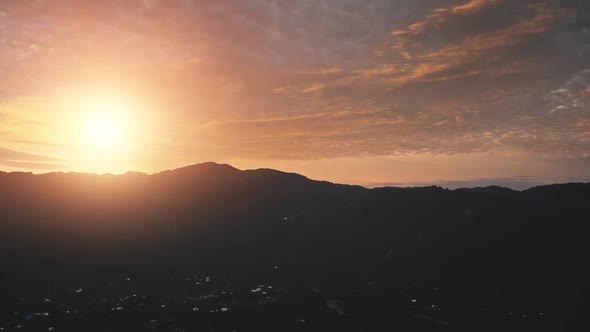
0;0;588;187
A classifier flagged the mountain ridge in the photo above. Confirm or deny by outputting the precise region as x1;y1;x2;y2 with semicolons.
0;161;589;330
1;161;587;192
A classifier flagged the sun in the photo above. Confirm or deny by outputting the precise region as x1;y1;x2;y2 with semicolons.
86;112;122;148
57;88;153;173
79;96;134;152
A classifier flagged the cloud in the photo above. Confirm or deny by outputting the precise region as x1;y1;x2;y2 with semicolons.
386;1;565;84
0;148;61;170
0;0;588;177
452;0;500;15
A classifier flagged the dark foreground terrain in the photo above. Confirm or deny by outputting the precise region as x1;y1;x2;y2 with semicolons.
1;163;589;331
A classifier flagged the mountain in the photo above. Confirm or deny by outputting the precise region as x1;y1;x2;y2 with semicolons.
455;185;517;194
0;163;589;332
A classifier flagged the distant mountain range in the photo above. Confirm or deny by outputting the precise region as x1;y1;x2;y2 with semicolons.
1;161;588;264
1;162;589;331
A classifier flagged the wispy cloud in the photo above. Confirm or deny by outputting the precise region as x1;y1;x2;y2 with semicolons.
0;147;61;170
0;0;588;184
387;1;564;84
452;0;500;15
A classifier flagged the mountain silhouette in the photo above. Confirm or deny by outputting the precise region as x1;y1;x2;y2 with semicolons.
0;163;588;331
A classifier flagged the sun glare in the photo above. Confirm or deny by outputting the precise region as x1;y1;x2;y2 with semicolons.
85;109;124;149
80;97;132;152
53;86;153;173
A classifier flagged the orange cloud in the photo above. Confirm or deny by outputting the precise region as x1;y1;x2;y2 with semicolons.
452;0;500;15
427;4;562;57
354;64;401;76
386;2;565;85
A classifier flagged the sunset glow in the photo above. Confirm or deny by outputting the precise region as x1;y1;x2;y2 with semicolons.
0;1;588;188
81;98;130;151
2;3;589;331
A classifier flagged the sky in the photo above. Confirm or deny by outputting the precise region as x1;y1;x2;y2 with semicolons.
0;0;589;189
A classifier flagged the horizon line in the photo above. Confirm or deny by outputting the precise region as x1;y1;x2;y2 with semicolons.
1;161;588;192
